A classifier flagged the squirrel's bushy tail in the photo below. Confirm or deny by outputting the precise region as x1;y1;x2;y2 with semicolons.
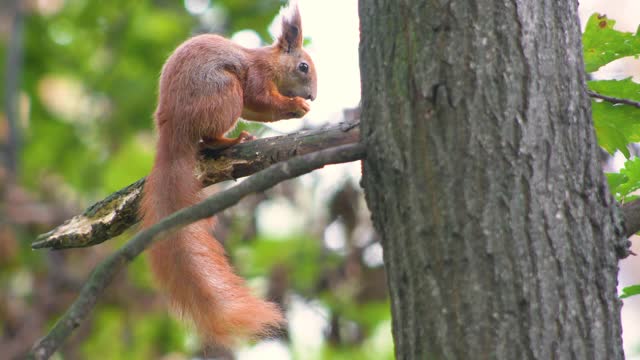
140;135;283;346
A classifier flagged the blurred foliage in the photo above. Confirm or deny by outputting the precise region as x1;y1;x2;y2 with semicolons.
0;0;391;359
236;234;335;292
81;307;189;359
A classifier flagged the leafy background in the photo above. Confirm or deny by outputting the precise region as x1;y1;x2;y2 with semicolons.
0;0;387;359
2;0;640;359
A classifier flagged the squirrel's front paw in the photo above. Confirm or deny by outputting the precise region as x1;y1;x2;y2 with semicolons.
285;97;310;118
236;130;257;143
200;131;256;152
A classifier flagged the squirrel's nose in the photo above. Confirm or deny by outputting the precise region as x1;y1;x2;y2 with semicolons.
307;94;315;101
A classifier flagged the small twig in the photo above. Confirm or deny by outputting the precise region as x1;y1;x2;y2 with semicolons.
587;89;640;109
27;143;366;360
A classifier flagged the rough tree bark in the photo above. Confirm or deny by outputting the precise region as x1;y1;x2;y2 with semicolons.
359;0;626;359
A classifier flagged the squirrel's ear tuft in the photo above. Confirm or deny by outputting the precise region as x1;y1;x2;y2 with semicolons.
275;1;303;53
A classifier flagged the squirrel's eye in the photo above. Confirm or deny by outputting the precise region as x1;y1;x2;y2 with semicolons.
298;62;309;74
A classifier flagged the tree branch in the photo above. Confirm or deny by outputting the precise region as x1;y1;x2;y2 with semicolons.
29;119;640;243
587;89;640;109
27;142;367;360
623;199;640;238
32;122;359;250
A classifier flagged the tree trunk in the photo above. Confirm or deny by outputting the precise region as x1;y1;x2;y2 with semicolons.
359;0;626;359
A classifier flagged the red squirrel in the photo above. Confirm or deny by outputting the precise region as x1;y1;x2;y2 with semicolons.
140;2;316;346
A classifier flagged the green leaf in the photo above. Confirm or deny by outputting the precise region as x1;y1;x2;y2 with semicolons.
583;13;640;72
606;172;628;196
620;284;640;299
593;118;631;158
589;78;640;102
625;194;640;203
608;158;640;201
589;79;640;158
591;101;640;158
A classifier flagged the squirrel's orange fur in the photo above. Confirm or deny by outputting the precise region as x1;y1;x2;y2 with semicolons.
140;2;316;346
